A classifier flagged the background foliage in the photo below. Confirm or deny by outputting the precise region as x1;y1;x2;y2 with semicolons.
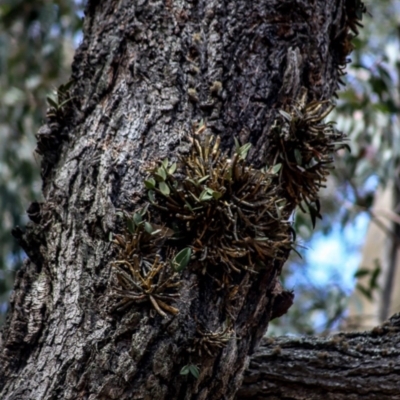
0;0;82;323
1;0;399;332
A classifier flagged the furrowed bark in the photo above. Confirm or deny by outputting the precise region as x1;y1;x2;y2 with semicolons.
0;1;353;399
238;313;400;400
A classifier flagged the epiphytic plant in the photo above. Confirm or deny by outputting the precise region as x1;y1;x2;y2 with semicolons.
111;208;181;317
193;321;234;357
145;133;293;276
269;89;347;227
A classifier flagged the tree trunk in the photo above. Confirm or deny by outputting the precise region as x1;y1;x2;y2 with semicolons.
238;313;400;400
0;0;355;399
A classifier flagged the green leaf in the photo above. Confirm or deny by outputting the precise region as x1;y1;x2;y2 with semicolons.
155;167;167;181
180;365;190;375
294;149;303;165
144;178;156;189
133;213;142;226
234;137;240;150
271;163;282;174
184;200;193;212
199;189;214;202
148;190;156;203
126;218;136;234
237;143;252;159
139;204;149;217
356;284;372;301
162;158;169;169
369;264;381;290
189;365;200;379
212;190;223;200
159;182;170;197
144;222;154;234
172;247;192;272
354;268;370;279
168;162;177;175
46;96;58;109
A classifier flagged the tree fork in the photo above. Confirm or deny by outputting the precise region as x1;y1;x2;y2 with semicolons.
0;1;361;399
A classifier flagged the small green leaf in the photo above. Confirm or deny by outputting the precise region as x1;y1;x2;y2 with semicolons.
238;143;252;159
159;182;170;197
172;247;192;272
144;178;156;189
234;137;240;150
126;218;136;234
356;284;372;301
184;200;193;212
46;96;58;109
168;162;177;175
180;366;190;375
271;163;282;174
354;268;370;279
212;190;223;200
162;158;169;169
144;222;154;234
139;204;149;217
133;213;142;226
370;265;381;290
155;167;167;181
109;232;113;241
148;190;156;203
199;189;213;202
189;365;200;379
294;149;303;165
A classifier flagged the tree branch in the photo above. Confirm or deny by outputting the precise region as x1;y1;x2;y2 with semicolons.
238;313;400;400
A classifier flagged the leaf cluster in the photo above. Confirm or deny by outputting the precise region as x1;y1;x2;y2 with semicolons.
145;135;292;276
270;92;347;227
111;210;184;318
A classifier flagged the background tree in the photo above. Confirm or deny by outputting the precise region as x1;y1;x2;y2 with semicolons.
0;0;82;324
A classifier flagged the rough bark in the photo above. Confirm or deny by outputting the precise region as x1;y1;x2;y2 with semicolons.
0;1;351;399
238;313;400;400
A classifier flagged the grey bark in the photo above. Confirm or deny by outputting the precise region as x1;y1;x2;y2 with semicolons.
1;1;351;399
238;313;400;400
